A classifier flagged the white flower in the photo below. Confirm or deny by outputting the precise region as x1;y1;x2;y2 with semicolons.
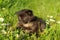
1;23;10;26
56;21;60;24
16;34;19;38
49;16;53;18
46;20;49;24
1;23;6;26
46;22;49;24
49;19;55;22
2;8;6;10
47;15;53;18
1;29;6;34
0;18;4;22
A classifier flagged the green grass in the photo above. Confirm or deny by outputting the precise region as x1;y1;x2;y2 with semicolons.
0;0;60;40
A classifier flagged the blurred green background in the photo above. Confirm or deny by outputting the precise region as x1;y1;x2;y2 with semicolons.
0;0;60;40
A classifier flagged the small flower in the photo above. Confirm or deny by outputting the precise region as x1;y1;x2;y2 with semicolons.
1;23;6;26
56;21;60;24
16;34;19;38
47;15;53;18
1;29;6;34
46;22;49;24
46;20;50;24
49;19;55;22
0;17;4;22
1;23;10;26
2;8;6;10
49;16;53;18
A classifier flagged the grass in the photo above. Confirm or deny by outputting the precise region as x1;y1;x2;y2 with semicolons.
0;0;60;40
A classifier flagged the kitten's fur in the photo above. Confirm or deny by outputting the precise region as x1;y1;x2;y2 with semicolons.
16;9;46;34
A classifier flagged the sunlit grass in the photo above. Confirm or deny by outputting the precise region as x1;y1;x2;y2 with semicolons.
0;0;60;40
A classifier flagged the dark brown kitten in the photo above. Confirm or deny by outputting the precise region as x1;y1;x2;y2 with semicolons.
16;9;46;34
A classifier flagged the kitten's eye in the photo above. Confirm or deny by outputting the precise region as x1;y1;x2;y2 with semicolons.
20;15;23;17
20;15;24;19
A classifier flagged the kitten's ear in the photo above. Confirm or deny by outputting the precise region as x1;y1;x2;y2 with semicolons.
27;10;33;16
